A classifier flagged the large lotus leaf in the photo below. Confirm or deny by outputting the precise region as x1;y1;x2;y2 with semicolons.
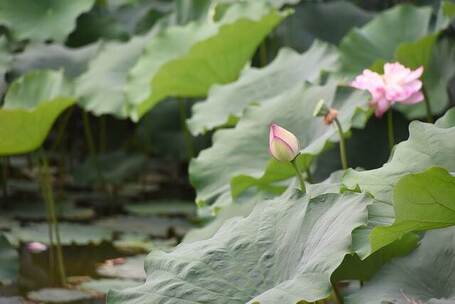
369;167;455;252
10;42;100;79
343;108;455;204
107;192;372;304
275;0;373;52
97;255;146;280
75;30;154;117
187;41;339;135
125;1;289;120
339;4;432;76
0;234;18;285
0;70;75;156
190;81;369;208
9;223;112;246
344;108;455;257
346;227;455;304
0;0;95;42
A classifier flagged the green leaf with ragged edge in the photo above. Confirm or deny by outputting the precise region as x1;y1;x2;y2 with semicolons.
9;223;112;246
10;42;101;79
343;108;455;205
187;41;339;135
339;4;432;76
124;2;289;120
346;227;455;304
0;0;95;42
370;167;455;252
0;234;18;285
125;200;196;217
0;70;75;156
75;29;157;117
190;81;370;209
107;192;373;304
343;108;455;257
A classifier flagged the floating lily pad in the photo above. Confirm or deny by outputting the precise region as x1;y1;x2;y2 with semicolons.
0;235;18;285
97;255;146;281
10;223;112;246
3;201;95;221
96;216;193;238
27;288;92;303
124;200;196;217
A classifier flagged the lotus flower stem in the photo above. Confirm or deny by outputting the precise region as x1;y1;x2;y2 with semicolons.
333;118;348;170
387;110;395;152
99;116;107;153
259;40;268;67
82;112;104;185
331;282;344;304
38;150;66;286
305;167;313;183
291;159;306;193
0;157;7;199
422;86;433;123
178;99;194;159
50;107;73;152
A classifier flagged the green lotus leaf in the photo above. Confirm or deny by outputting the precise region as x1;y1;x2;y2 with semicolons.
369;167;455;252
125;1;289;120
75;30;155;117
79;279;141;295
0;234;18;285
11;42;100;78
343;108;455;204
97;255;146;281
0;70;75;156
275;0;373;51
190;81;369;209
339;4;432;76
0;0;95;42
107;191;373;304
187;41;339;135
344;108;455;256
346;227;455;304
0;36;11;94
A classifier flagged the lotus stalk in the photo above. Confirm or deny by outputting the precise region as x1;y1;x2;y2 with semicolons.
314;100;348;170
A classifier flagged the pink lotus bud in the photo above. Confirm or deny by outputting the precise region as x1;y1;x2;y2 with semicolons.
26;241;47;253
351;62;424;117
269;124;299;162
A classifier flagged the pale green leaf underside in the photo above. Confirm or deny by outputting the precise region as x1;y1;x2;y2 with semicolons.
187;41;339;135
0;0;95;42
346;227;455;304
0;70;75;156
108;192;372;304
0;234;18;285
125;2;289;120
190;81;369;207
370;167;455;251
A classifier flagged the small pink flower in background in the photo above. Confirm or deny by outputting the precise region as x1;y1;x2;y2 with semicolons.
26;242;47;253
351;62;424;117
269;123;299;162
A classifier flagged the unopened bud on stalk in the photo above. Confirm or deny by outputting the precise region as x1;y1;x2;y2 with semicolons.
269;123;299;162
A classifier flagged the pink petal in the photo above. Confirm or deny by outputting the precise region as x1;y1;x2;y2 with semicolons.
404;66;424;82
400;91;424;105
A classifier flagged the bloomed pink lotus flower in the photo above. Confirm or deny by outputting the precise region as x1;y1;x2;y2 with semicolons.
26;241;47;253
269;123;299;162
351;62;424;117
